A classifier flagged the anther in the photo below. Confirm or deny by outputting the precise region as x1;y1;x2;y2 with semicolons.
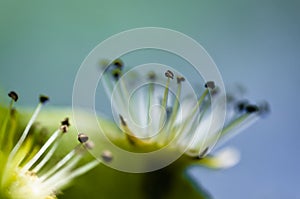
8;91;18;102
165;70;174;79
176;76;185;84
245;105;259;113
61;117;70;127
119;115;127;126
113;58;124;69
78;133;89;143
148;71;156;80
197;147;209;159
204;81;215;89
101;150;113;163
60;125;68;133
39;95;49;104
112;69;121;80
166;107;173;119
235;100;249;112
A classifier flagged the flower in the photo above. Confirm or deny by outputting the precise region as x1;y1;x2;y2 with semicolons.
0;59;269;199
0;92;111;199
100;59;269;169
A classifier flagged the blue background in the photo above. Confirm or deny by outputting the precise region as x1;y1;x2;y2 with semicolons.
0;0;299;198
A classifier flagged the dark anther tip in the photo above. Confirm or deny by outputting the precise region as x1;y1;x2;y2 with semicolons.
8;91;18;102
165;70;174;79
245;104;259;113
176;76;185;84
197;147;209;159
119;115;127;126
204;81;215;89
39;95;49;104
78;133;89;143
235;100;249;112
101;150;113;163
60;125;68;133
113;58;124;69
112;69;121;80
61;117;70;127
148;71;156;80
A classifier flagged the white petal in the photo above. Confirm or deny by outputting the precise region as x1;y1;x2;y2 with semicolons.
209;147;240;169
196;147;240;169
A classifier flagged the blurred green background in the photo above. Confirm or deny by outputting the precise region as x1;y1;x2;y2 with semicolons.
0;0;299;198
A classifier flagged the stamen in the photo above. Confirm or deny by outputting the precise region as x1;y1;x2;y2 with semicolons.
196;147;209;159
39;95;49;104
112;59;130;103
0;92;19;150
42;138;96;188
148;71;156;80
119;115;140;145
61;117;70;127
112;68;122;81
101;150;113;163
60;125;69;133
147;72;155;136
22;120;68;173
235;100;249;112
173;76;185;114
8;95;49;161
107;59;124;83
40;133;89;180
173;82;213;148
53;159;99;189
245;104;259;113
8;91;18;102
41;155;82;187
119;114;127;126
165;70;174;79
165;76;185;140
40;145;80;181
166;107;173;119
176;76;185;84
21;128;62;172
220;114;250;138
78;133;89;143
102;59;130;115
183;83;210;124
159;70;174;128
193;83;211;113
215;108;262;145
7;108;17;152
113;58;124;69
204;81;215;90
32;141;59;173
101;59;124;92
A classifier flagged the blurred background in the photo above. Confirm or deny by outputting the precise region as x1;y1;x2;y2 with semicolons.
0;0;299;198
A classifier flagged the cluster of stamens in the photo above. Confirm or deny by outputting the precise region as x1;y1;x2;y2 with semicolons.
0;91;112;199
101;59;269;159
